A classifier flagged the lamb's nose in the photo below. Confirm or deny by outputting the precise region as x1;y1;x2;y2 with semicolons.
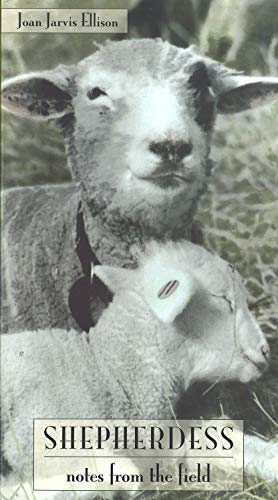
255;343;270;371
149;140;192;160
261;343;270;361
256;358;269;371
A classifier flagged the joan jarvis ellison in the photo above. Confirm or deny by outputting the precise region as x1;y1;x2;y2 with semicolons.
17;11;119;30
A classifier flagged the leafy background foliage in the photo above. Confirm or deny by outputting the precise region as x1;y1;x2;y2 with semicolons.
2;1;278;497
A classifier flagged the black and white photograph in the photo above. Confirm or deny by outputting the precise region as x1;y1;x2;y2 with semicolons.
1;1;278;499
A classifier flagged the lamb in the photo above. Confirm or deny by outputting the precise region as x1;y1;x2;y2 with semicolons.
2;240;273;499
2;38;278;333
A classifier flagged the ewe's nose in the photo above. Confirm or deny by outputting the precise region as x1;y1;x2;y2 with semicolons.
149;140;193;161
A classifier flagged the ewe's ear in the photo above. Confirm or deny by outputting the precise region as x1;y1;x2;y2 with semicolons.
215;74;278;114
92;265;134;295
143;268;198;324
1;65;73;120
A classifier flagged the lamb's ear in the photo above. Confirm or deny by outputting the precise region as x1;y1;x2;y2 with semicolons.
1;65;73;120
92;265;134;295
143;270;198;324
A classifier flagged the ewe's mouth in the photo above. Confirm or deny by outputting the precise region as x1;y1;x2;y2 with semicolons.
140;173;190;189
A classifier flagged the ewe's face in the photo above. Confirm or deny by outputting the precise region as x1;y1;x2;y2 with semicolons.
70;40;215;218
3;38;278;229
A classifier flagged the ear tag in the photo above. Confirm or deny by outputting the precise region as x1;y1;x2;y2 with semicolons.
158;280;180;299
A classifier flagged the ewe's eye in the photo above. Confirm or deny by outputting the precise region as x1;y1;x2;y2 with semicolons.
87;87;107;100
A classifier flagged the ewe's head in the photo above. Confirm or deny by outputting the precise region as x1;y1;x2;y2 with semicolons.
2;39;278;229
94;240;270;386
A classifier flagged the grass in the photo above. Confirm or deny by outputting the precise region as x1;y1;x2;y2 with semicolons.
147;475;278;500
1;1;277;498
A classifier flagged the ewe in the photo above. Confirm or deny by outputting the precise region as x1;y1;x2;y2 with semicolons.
2;38;278;332
2;240;272;498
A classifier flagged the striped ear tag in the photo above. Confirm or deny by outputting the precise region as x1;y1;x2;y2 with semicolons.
158;280;180;299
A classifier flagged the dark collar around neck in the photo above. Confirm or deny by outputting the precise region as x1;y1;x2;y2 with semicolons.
68;201;113;333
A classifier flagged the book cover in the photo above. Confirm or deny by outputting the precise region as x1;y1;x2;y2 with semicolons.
1;1;277;499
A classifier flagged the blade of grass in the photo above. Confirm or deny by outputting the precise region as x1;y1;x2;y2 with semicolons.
253;393;278;428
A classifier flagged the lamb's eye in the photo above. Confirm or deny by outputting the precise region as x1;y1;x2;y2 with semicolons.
87;87;107;100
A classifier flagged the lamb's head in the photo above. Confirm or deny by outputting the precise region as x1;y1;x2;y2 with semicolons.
2;38;278;232
93;240;270;387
